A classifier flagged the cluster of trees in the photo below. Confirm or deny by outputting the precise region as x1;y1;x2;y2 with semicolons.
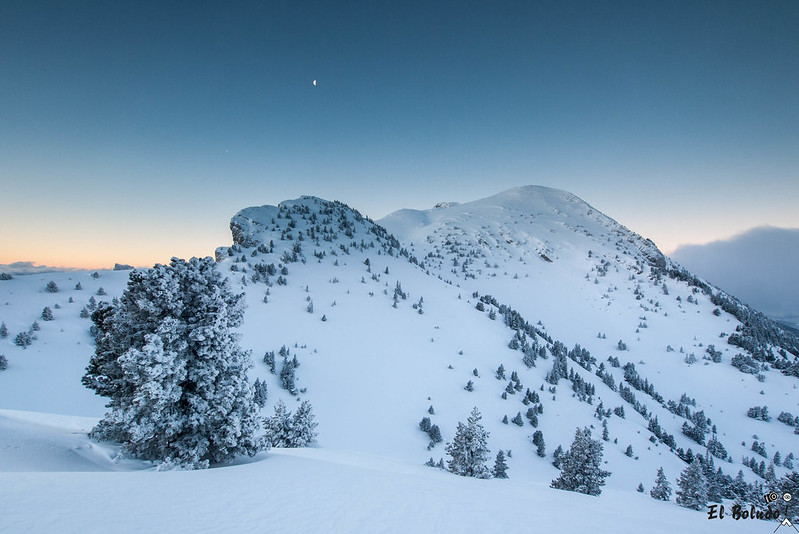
747;406;771;422
667;265;799;363
472;278;763;483
643;453;799;517
622;362;664;404
263;400;318;448
418;416;442;447
13;320;39;349
731;353;762;375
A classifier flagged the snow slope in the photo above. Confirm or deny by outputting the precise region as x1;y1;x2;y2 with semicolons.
0;411;757;534
1;187;797;533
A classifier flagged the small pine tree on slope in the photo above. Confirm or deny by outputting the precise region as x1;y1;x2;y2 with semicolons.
650;467;672;501
81;257;264;469
291;400;319;447
446;407;492;479
675;459;708;510
493;450;509;479
551;427;610;496
264;400;293;447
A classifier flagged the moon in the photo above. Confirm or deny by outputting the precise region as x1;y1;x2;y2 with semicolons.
313;79;317;86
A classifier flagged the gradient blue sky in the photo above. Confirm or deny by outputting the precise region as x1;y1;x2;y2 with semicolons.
2;1;798;268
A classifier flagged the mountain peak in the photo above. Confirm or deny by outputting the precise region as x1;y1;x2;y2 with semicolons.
380;185;665;276
218;195;404;264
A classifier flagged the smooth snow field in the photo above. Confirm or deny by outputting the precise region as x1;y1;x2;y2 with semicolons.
0;411;760;534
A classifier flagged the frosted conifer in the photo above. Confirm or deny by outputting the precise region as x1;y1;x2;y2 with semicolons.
551;427;610;496
650;467;672;501
675;459;708;510
264;400;293;447
428;424;442;444
291;400;318;447
264;399;317;447
82;257;264;469
280;357;298;394
253;378;268;408
493;450;509;479
445;407;491;479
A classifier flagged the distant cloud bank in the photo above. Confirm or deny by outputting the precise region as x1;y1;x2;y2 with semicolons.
671;226;799;327
0;261;80;275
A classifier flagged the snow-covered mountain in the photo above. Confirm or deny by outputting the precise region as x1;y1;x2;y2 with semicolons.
1;186;797;533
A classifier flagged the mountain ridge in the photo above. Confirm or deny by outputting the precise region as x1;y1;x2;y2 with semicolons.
1;185;798;531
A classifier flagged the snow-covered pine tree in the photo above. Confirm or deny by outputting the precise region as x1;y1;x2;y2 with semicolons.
552;445;564;468
291;400;319;447
532;430;546;457
495;364;506;380
419;417;432;432
0;354;7;371
777;471;799;521
765;463;776;482
511;412;523;426
493;450;509;479
784;453;794;469
253;378;268;408
428;424;442;444
14;331;32;348
41;306;54;321
81;257;264;469
650;467;672;501
263;351;276;374
550;427;610;496
675;459;708;510
280;356;298;394
0;322;8;339
445;407;491;479
263;399;318;448
264;400;293;447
